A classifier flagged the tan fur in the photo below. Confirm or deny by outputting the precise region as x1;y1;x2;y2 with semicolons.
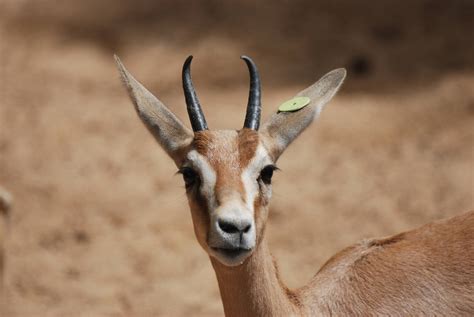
211;239;302;316
187;189;211;252
237;128;260;167
188;130;265;255
116;57;473;316
261;69;346;161
192;129;259;205
212;208;474;317
299;211;474;315
115;56;193;166
189;129;474;316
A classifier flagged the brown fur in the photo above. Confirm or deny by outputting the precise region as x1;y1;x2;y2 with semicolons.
211;239;303;316
190;131;474;316
187;188;212;252
192;129;259;205
237;128;260;167
296;210;474;316
116;58;473;316
193;129;259;168
189;130;266;258
212;210;474;316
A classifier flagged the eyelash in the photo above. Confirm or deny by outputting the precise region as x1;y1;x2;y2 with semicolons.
258;165;278;185
177;167;200;188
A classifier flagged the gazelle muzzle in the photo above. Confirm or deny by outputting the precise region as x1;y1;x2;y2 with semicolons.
208;200;256;266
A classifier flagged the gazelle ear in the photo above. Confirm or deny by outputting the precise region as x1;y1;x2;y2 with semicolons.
115;55;193;166
260;68;346;161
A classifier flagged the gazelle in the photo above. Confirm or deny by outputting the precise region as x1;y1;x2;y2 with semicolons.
115;55;474;316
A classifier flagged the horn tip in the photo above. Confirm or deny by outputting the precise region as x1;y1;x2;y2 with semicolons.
241;55;257;69
183;55;194;71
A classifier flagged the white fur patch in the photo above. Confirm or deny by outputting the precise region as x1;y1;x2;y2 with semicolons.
241;144;273;213
186;150;217;210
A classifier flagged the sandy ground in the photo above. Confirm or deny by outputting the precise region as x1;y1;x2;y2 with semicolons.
0;1;473;316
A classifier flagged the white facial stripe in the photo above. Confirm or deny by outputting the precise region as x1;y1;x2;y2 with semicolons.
186;150;217;209
241;144;272;213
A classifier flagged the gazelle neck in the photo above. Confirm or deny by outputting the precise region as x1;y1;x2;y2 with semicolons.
211;236;302;317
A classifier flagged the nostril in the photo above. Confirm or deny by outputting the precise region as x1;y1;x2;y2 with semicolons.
243;224;251;233
218;220;240;234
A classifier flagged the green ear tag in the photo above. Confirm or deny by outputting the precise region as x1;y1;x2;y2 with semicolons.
278;96;311;112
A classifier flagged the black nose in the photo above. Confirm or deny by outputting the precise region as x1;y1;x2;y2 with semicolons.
218;219;251;234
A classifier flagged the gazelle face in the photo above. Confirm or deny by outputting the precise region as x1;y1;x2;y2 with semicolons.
115;54;345;267
180;129;275;266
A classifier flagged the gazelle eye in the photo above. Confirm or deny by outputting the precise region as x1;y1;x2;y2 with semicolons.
178;167;199;188
259;165;277;185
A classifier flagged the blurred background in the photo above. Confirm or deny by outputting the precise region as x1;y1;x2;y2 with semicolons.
0;0;473;315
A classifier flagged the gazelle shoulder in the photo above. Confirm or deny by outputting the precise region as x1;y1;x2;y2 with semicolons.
317;210;474;276
299;210;474;315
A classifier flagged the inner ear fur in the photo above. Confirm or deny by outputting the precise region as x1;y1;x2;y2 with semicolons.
115;55;193;165
260;68;346;161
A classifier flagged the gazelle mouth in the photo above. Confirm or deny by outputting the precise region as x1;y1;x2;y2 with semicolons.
212;247;252;259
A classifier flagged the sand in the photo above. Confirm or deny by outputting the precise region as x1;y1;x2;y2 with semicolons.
0;1;473;315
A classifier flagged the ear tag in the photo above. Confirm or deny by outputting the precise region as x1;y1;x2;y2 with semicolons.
278;96;311;112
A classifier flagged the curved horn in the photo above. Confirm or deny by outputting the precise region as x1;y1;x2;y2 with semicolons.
182;55;208;132
241;55;261;130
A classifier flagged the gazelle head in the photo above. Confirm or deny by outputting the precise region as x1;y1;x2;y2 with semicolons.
115;55;345;266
